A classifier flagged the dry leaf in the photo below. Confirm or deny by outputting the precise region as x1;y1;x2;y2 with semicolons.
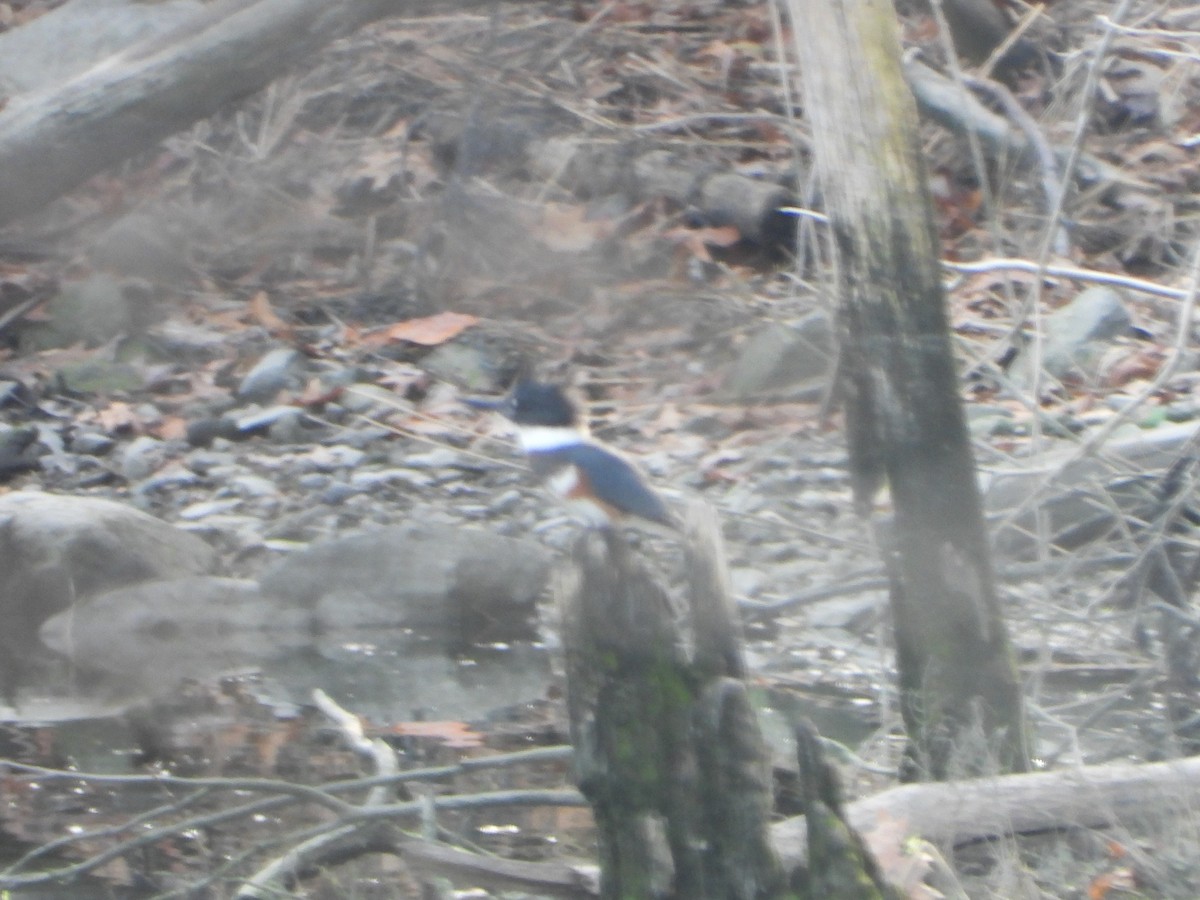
384;720;483;749
1088;867;1137;900
537;203;615;252
248;291;293;338
97;401;138;433
664;224;742;262
1103;346;1165;387
384;311;478;346
152;416;189;442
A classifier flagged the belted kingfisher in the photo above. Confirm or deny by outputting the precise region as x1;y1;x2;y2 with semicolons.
468;381;678;530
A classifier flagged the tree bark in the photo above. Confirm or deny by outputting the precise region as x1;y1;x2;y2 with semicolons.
790;0;1029;779
0;0;405;229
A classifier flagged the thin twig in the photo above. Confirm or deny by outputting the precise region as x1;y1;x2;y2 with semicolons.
0;745;575;890
989;232;1200;556
943;256;1194;300
961;73;1068;253
236;689;401;898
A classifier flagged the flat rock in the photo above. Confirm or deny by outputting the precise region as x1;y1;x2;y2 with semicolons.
982;420;1200;559
0;491;216;695
1013;286;1133;386
721;314;833;401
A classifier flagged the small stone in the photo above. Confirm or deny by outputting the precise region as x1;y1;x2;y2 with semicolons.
455;504;492;520
350;468;434;489
135;465;200;494
296;473;331;491
338;383;409;415
721;314;834;401
401;448;468;469
489;488;523;515
134;404;163;428
321;482;359;505
1015;287;1133;386
179;499;243;520
301;445;366;471
267;410;308;443
69;431;116;456
56;359;143;393
185;450;236;475
229;475;279;497
323;424;391;449
237;348;305;402
121;435;168;481
187;417;241;447
731;567;766;598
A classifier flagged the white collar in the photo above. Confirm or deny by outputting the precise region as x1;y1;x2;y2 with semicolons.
517;425;585;453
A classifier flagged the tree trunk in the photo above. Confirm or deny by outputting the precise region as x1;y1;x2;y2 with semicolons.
790;0;1030;779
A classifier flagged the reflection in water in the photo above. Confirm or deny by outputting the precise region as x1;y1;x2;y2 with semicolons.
257;634;555;723
2;630;555;772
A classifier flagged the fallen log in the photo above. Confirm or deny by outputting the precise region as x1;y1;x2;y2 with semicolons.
0;0;406;228
774;754;1200;873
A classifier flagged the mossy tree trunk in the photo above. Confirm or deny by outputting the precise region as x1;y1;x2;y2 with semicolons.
790;0;1030;779
558;508;786;899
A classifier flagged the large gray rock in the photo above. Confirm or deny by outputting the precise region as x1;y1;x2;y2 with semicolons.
0;491;215;694
721;314;833;401
258;523;551;640
1013;286;1133;387
982;420;1200;559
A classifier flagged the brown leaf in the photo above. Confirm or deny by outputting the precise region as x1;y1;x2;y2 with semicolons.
664;224;742;263
96;401;139;434
248;291;293;338
1088;868;1137;900
536;203;615;252
383;720;484;749
152;416;189;442
1102;346;1164;387
384;311;478;346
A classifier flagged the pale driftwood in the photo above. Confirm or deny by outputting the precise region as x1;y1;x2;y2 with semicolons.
235;689;401;900
0;0;405;228
775;755;1200;872
397;837;599;899
0;0;206;96
6;751;1195;896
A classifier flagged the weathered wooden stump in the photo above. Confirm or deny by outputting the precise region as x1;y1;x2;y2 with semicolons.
558;502;901;898
557;503;781;900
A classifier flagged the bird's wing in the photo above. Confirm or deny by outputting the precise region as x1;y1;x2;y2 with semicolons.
563;443;675;527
